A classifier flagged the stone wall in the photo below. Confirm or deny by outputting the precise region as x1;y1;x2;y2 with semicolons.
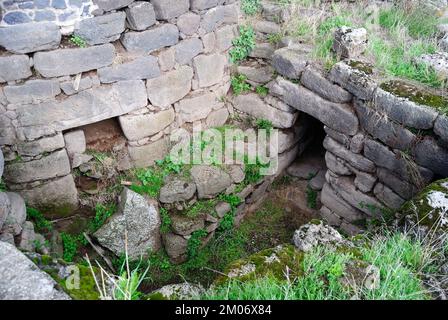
239;2;448;234
0;0;240;216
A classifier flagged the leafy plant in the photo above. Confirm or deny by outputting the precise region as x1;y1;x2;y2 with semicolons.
241;0;261;16
231;74;251;96
131;168;164;197
229;26;256;64
69;35;87;48
187;229;208;259
26;207;53;233
255;86;269;97
256;119;273;131
89;203;115;232
160;207;172;234
61;232;79;262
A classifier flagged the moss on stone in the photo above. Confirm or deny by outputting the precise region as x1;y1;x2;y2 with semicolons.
214;244;304;286
398;178;448;230
53;264;100;300
380;80;448;114
349;60;374;75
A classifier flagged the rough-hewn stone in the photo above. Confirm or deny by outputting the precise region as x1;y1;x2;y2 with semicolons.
329;62;377;100
94;188;161;259
63;130;86;156
4;80;60;105
98;56;160;83
1;192;26;236
159;179;196;204
373;183;406;210
18;175;78;217
191;165;232;199
128;138;169;168
119;108;175;141
74;12;125;45
34;44;115;78
174;38;203;65
0;242;70;300
151;0;190;20
355;99;416;151
374;88;439;130
162;232;188;263
435;114;448;143
121;24;179;53
125;1;156;31
233;93;297;129
93;0;133;12
176;92;217;123
271;47;308;79
177;12;200;36
193;54;226;88
321;183;365;223
17;133;65;157
3;150;71;184
270;78;358;135
0;21;61;54
0;55;32;83
377;168;419;200
324;137;375;173
332;27;367;59
414;137;448;177
301;67;352;103
146;66;193;107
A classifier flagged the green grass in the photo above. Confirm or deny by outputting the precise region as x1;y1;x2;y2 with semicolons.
61;232;80;263
256;119;273;131
201;231;433;300
89;203;116;232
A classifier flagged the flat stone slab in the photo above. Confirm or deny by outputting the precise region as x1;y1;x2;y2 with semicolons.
0;55;32;83
34;44;115;78
16;80;147;139
121;23;179;53
74;12;126;45
0;21;61;54
98;56;160;83
0;242;70;300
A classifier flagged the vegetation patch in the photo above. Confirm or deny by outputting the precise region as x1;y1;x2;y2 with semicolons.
229;25;256;64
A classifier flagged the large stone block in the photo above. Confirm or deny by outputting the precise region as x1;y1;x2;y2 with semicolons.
363;138;433;184
193;53;226;88
146;66;193;108
191;165;232;199
0;55;32;83
119;108;175;141
233;93;298;129
374;88;439;130
435;114;448;143
377;168;419;200
98;56;160;83
321;183;365;223
414;137;448;177
17;133;65;157
34;44;115;78
323;137;375;173
329;62;377;100
128;138;169;168
191;0;219;10
63;130;86;156
3;150;71;184
93;0;134;12
4;80;60;105
0;21;61;54
327;174;384;217
272;47;308;79
270;78;358;135
301;67;352;103
0;242;70;300
325;152;352;176
151;0;190;20
174;38;204;65
74;12;126;45
125;1;156;31
373;183;406;210
332;27;367;59
16;80;148;139
162;232;188;263
177;12;200;36
215;25;236;52
176;92;217;123
18;175;79;217
200;5;226;33
94;188;161;259
121;24;179;53
355;99;416;151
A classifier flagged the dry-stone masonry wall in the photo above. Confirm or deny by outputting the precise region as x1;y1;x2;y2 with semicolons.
241;2;448;235
0;0;240;216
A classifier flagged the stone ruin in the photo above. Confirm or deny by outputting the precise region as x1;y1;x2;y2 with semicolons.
1;0;448;265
